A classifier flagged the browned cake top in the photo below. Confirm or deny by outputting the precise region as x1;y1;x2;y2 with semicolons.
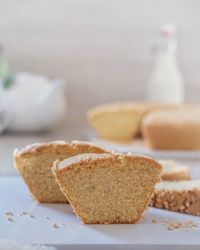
14;140;109;158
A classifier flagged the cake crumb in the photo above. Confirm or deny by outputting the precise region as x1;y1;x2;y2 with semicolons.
19;211;34;218
22;211;31;215
152;218;157;224
150;217;198;231
166;220;197;231
46;217;50;220
5;212;14;223
5;212;14;217
52;223;60;229
19;211;30;216
7;216;14;222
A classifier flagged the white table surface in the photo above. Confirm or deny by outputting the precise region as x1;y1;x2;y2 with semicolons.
1;177;200;250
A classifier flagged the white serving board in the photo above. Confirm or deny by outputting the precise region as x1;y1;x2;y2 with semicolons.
1;177;200;250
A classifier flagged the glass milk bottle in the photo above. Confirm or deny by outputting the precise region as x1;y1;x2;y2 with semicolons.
146;24;185;104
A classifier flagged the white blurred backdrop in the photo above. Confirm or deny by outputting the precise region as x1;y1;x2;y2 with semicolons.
0;0;200;131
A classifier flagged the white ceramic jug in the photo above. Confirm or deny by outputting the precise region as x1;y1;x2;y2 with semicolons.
3;72;67;132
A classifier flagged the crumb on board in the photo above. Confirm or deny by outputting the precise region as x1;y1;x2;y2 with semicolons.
18;211;34;218
5;212;14;223
166;220;198;231
51;222;66;229
19;212;29;216
46;217;50;220
151;217;198;231
6;216;14;222
52;223;60;229
152;218;157;224
5;212;14;217
22;211;31;215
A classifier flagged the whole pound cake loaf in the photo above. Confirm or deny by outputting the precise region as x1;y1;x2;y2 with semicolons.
53;153;162;224
14;141;108;203
87;102;174;142
142;106;200;150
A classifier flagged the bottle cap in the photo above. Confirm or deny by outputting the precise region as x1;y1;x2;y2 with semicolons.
160;23;176;38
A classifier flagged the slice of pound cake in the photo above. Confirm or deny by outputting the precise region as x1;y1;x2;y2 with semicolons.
53;153;162;224
159;160;190;181
14;141;108;203
150;180;200;216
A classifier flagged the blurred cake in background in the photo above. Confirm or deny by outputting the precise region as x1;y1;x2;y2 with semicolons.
87;102;175;142
142;106;200;150
87;102;200;151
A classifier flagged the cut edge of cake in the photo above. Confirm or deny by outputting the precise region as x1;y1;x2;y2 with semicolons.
53;152;162;224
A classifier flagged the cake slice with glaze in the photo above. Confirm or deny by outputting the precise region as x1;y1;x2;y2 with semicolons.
150;180;200;216
53;153;162;224
14;141;108;203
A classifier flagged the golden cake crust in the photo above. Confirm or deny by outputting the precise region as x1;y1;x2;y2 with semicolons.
162;171;190;181
14;140;107;157
14;141;109;203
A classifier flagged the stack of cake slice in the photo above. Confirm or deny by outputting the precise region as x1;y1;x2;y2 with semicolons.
150;180;200;216
150;160;200;216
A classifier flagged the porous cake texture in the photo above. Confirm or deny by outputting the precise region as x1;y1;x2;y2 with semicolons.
150;180;200;216
14;141;108;203
159;160;190;181
53;153;162;224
